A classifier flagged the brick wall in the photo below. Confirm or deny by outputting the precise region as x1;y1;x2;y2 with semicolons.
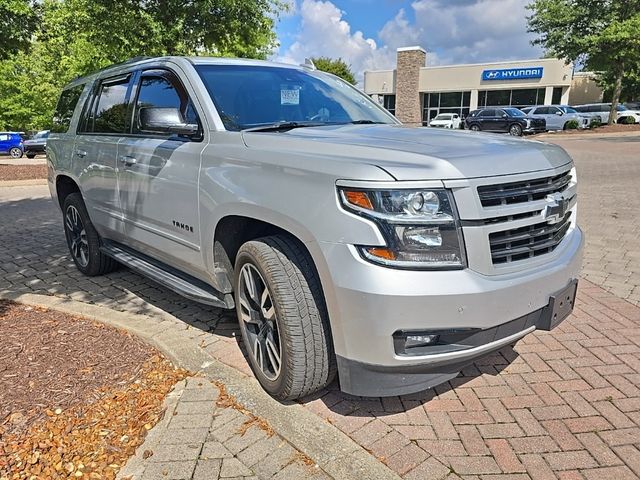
395;47;426;126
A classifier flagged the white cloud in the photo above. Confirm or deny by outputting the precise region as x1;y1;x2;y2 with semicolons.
275;0;396;83
380;0;543;65
276;0;543;81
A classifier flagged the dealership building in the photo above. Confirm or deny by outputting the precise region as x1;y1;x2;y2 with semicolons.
364;46;603;126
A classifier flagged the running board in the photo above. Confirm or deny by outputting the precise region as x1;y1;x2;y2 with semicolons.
100;241;234;309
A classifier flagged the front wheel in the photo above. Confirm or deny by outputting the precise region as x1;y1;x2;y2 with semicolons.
509;123;523;136
234;235;336;400
9;147;23;158
470;124;480;131
26;153;36;159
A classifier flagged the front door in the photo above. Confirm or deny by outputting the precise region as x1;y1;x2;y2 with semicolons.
116;68;206;278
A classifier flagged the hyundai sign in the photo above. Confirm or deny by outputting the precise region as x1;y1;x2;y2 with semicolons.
482;67;544;81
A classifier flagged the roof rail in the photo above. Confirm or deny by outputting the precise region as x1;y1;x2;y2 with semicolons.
301;58;316;70
72;56;155;82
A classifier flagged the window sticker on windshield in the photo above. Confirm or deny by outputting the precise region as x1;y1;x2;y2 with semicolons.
281;89;300;105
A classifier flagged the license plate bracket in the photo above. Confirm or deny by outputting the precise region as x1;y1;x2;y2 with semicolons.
539;279;578;331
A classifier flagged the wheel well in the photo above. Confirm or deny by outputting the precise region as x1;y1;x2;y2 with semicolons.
56;175;80;209
213;216;309;293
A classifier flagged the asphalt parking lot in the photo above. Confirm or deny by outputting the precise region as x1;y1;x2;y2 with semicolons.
1;133;639;479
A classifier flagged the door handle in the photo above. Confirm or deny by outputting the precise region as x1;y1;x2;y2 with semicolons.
119;155;137;166
75;150;87;158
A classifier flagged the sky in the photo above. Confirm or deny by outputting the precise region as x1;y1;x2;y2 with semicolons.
273;0;544;82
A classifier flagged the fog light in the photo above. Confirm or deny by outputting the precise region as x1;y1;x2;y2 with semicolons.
405;334;440;348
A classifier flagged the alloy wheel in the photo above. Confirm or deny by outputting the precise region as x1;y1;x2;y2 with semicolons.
238;263;282;381
65;205;89;267
510;124;522;136
9;148;22;158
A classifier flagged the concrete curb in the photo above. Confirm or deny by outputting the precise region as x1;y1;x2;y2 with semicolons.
535;130;640;140
1;292;401;480
0;179;48;187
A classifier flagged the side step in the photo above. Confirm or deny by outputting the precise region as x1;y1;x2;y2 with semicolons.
100;241;234;310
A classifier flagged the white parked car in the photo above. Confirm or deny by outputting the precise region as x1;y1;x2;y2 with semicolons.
521;105;589;131
573;103;640;124
428;113;461;129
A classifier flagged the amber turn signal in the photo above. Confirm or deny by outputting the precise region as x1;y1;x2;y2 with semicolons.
365;247;397;260
344;190;373;210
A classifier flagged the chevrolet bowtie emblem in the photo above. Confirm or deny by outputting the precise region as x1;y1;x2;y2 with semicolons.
544;193;570;224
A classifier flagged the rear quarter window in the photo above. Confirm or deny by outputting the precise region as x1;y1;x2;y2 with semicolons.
52;84;86;133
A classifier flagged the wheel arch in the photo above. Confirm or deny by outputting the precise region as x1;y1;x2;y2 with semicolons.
55;174;81;210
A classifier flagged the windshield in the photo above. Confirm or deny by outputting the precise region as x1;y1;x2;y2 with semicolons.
434;114;452;120
559;106;578;114
33;131;49;139
195;64;397;131
503;108;526;117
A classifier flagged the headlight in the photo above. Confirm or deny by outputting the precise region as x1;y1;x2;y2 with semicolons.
339;188;466;269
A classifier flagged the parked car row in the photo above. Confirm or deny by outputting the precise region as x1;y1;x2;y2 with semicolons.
0;130;49;158
464;108;547;136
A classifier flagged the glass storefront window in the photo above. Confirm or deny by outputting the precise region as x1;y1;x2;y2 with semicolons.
478;88;547;109
383;95;396;115
552;87;563;104
422;91;471;125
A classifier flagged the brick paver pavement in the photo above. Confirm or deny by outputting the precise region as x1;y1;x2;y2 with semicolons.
118;378;331;480
1;134;639;479
545;135;640;306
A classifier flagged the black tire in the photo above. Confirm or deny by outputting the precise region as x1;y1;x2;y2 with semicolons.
470;124;480;131
9;147;23;158
26;153;36;159
62;193;118;276
509;123;523;136
234;235;336;400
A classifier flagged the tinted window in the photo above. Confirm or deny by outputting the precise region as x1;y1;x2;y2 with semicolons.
92;76;131;134
52;84;85;133
536;107;550;115
588;106;601;113
552;87;563;105
548;106;561;114
195;64;395;130
134;71;199;134
560;106;577;114
504;108;525;117
479;109;496;117
521;107;532;114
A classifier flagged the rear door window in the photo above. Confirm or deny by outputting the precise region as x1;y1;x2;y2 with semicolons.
52;84;85;133
536;107;550;115
86;75;133;134
479;109;495;117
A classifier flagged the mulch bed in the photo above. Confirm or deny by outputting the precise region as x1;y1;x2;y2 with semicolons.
0;164;47;181
0;301;188;479
537;123;640;136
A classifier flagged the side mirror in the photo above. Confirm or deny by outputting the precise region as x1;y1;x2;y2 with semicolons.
502;113;508;118
138;107;199;136
556;111;563;116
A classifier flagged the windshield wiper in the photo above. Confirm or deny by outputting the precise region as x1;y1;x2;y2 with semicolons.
345;120;386;124
242;121;327;132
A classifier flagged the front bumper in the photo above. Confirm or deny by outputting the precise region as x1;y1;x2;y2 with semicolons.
320;226;583;396
524;125;547;134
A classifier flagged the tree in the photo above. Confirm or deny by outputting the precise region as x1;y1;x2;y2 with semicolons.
0;0;38;59
311;57;356;85
0;0;288;131
527;0;640;124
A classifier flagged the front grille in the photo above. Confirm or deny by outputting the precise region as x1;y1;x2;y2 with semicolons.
490;212;571;264
478;170;572;207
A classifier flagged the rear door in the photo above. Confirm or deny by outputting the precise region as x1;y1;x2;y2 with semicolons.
116;67;207;277
494;109;509;131
73;73;134;239
478;109;496;130
546;106;563;130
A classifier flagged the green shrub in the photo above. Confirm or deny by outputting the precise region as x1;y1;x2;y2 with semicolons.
589;118;602;129
618;116;636;125
565;119;580;130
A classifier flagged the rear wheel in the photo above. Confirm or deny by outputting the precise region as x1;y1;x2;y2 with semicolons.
509;123;523;136
26;153;36;159
234;235;336;400
470;124;480;132
62;193;118;276
9;147;22;158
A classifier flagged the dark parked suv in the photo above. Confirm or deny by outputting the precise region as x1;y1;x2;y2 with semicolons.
465;108;546;136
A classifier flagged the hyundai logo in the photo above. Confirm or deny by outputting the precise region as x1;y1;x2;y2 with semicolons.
486;71;500;79
544;193;570;224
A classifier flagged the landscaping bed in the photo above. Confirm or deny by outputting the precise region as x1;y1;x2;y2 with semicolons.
0;301;188;479
0;164;47;181
539;123;640;136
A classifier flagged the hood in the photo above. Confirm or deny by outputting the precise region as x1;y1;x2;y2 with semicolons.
242;124;572;181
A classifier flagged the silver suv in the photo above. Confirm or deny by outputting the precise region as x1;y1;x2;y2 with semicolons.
48;56;583;399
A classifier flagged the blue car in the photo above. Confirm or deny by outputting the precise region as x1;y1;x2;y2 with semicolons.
0;132;24;158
